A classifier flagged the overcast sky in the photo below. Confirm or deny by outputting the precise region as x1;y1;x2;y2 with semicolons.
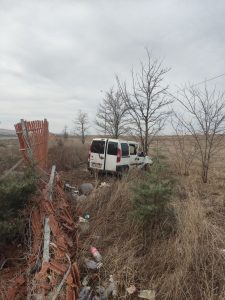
1;0;225;133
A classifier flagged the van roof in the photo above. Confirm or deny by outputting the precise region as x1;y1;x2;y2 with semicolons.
92;138;139;145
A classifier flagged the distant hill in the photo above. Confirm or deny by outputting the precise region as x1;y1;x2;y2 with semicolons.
0;128;16;136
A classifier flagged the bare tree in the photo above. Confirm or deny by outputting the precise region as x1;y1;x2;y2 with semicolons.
96;88;129;138
74;110;89;144
118;49;172;154
173;84;225;183
171;119;198;176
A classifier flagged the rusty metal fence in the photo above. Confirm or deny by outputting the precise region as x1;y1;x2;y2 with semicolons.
14;119;49;170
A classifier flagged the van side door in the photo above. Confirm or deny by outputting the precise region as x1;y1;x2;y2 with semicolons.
129;143;138;169
121;142;130;168
105;141;118;172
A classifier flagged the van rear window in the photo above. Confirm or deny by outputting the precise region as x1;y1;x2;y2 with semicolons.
107;142;118;155
91;140;105;154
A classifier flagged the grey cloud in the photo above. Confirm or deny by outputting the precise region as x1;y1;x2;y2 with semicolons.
0;0;225;132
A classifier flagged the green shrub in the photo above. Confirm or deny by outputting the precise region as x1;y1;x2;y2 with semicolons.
0;170;37;245
131;155;175;224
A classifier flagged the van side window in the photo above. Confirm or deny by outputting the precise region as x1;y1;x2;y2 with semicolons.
121;143;129;157
129;144;137;155
91;140;105;154
107;142;118;155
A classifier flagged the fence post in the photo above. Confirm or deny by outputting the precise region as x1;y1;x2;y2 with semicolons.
21;119;34;165
42;165;56;263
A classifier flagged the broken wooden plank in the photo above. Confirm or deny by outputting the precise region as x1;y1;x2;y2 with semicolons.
42;165;56;263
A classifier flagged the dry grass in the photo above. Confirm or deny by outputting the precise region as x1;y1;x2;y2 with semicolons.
48;137;89;171
76;165;225;299
2;134;225;299
0;139;20;173
47;135;225;299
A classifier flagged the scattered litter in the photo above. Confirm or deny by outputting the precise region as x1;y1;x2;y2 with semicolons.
84;213;90;220
84;258;103;270
78;286;92;300
90;247;102;262
72;190;79;197
78;217;90;233
64;183;79;200
80;183;94;195
82;275;90;286
79;217;89;223
106;275;117;298
126;285;137;295
95;286;107;300
64;183;79;193
99;182;110;188
138;289;156;300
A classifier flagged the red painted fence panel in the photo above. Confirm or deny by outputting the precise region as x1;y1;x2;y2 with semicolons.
15;119;49;170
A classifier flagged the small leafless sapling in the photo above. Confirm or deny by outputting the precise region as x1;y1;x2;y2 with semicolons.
74;110;89;144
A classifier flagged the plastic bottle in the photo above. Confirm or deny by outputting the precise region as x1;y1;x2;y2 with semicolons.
84;258;103;270
138;289;156;300
90;246;102;262
78;286;91;300
84;213;90;220
82;275;90;286
106;275;117;298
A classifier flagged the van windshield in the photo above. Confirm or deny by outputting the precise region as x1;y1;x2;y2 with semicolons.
90;140;105;154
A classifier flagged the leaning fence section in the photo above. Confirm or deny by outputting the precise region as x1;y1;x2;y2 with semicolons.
4;118;81;299
14;119;49;170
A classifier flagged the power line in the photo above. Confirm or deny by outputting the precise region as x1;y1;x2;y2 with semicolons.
191;72;225;88
169;72;225;99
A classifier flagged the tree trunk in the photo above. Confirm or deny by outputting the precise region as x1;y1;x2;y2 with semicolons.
202;162;208;183
81;123;85;144
144;121;148;155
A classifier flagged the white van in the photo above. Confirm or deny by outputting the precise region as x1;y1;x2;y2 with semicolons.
88;138;153;174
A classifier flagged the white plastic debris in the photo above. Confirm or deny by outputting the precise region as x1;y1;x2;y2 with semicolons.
64;183;79;193
106;275;117;298
82;275;90;287
126;285;137;294
138;289;156;300
79;217;89;223
99;182;110;188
